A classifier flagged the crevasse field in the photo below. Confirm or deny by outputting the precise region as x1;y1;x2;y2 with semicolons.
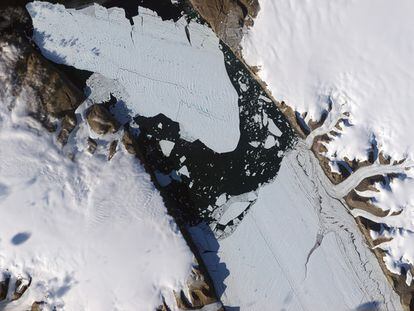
242;0;414;299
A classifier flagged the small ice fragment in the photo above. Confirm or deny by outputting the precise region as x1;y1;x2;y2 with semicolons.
249;141;260;148
178;165;190;177
215;193;227;206
159;140;175;157
262;112;268;126
259;95;272;103
406;270;413;286
264;135;276;149
268;119;282;137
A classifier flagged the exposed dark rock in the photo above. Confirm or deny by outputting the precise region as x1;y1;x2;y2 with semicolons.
189;0;259;52
122;130;138;155
174;266;221;310
31;301;47;311
24;51;84;123
57;112;77;145
0;273;10;301
11;276;31;301
155;301;170;311
87;137;98;154
1;21;83;132
187;267;218;307
0;6;31;34
108;140;118;160
86;104;120;135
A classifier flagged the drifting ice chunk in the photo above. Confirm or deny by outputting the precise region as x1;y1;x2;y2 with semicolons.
264;135;276;149
178;165;190;178
159;140;175;157
267;118;282;137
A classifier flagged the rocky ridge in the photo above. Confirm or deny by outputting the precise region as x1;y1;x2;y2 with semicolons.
189;0;259;52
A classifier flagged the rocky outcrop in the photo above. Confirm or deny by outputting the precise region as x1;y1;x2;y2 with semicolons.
108;140;118;160
87;137;98;154
0;273;10;301
11;276;32;301
357;217;414;311
86;104;120;135
24;52;84;118
122;130;139;155
1;7;84;136
189;0;259;52
57;112;77;145
0;272;31;305
31;301;47;311
174;266;223;310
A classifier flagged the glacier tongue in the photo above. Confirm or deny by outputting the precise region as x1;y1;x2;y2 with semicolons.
192;142;402;310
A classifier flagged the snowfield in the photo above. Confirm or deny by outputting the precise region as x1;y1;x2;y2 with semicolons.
242;0;414;293
27;1;240;154
242;0;414;162
0;39;193;310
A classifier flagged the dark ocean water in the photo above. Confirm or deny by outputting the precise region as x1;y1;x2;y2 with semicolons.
8;0;297;228
130;42;296;229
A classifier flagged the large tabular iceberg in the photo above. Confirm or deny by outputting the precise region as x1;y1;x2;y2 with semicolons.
27;1;240;153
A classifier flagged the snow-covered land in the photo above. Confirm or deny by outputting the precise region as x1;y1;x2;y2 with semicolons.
0;37;193;310
242;0;414;294
27;1;240;153
242;0;414;162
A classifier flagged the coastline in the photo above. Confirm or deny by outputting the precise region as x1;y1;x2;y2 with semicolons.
186;0;413;309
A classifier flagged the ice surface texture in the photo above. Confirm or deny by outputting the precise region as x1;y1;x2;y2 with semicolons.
27;1;240;153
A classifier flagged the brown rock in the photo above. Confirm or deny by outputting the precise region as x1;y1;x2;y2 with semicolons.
379;151;391;165
87;137;98;154
86;104;119;135
57;112;77;145
31;301;47;311
24;51;84;121
155;300;170;311
0;273;10;301
189;0;259;51
345;190;389;217
1;27;83;132
11;276;31;301
174;266;221;310
108;140;118;161
239;0;260;18
357;217;414;311
122;130;138;155
187;267;217;307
